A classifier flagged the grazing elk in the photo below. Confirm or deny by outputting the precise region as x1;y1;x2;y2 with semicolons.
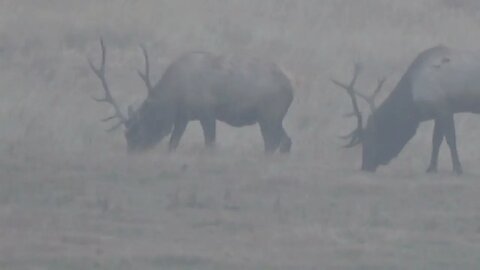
89;39;293;154
333;45;480;174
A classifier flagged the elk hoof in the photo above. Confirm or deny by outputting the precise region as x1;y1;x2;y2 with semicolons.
453;166;463;175
426;166;437;173
205;142;215;149
279;138;292;153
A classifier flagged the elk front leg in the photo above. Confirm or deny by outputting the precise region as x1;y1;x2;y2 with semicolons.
200;117;216;148
442;114;462;174
426;119;444;173
169;119;188;152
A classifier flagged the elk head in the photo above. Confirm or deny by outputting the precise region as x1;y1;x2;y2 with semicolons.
88;39;172;153
331;64;385;170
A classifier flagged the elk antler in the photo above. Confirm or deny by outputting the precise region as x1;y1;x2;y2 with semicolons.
137;44;153;94
354;77;385;113
88;38;128;132
331;64;363;147
331;65;386;147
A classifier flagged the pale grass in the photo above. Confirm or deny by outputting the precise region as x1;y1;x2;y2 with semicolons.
1;0;480;269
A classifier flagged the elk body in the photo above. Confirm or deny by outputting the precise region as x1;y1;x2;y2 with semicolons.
89;40;293;154
335;45;480;174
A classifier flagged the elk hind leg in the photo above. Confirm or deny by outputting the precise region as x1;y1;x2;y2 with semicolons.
442;114;462;174
260;122;283;154
278;125;292;153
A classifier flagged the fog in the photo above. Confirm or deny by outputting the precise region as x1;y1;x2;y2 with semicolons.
1;0;480;269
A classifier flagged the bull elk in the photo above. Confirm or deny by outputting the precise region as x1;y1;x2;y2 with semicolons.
88;39;293;154
333;45;480;174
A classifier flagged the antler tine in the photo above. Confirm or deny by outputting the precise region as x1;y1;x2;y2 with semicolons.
374;77;386;96
351;63;362;86
106;121;125;133
331;64;364;148
340;75;386;115
368;77;385;110
353;76;386;112
137;44;153;93
371;77;385;107
343;129;362;147
87;39;106;78
88;38;128;130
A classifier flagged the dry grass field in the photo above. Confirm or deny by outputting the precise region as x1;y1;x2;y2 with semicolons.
1;0;480;269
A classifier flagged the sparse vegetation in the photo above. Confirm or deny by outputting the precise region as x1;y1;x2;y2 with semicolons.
1;0;480;269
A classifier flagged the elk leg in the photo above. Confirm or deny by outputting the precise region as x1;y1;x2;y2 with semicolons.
426;119;444;173
169;119;188;152
200;117;216;148
278;126;292;153
259;122;282;154
443;114;462;174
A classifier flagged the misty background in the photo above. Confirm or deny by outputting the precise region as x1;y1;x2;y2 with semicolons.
1;0;480;269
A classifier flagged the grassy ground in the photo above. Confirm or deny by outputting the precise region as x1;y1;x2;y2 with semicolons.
1;0;480;269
